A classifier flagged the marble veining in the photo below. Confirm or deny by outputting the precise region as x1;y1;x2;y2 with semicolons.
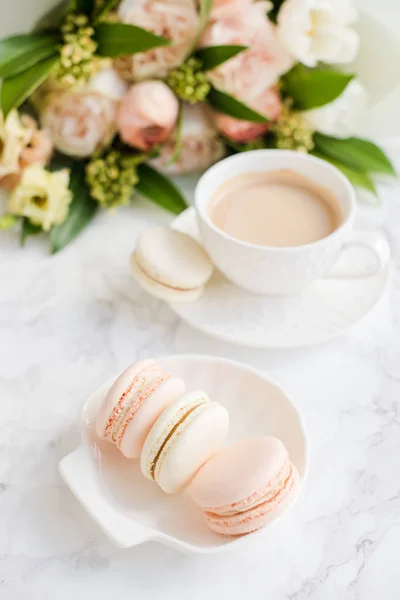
1;166;400;598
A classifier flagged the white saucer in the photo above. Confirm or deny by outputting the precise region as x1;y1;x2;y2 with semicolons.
170;208;390;349
59;355;308;554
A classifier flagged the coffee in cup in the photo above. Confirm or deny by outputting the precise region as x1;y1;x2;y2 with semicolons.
195;151;389;294
209;169;342;248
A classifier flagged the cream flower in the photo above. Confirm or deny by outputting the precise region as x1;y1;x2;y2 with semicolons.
115;0;199;80
150;104;226;175
41;88;117;157
88;67;128;100
8;166;72;231
303;79;367;138
0;111;31;179
201;2;293;103
277;0;359;67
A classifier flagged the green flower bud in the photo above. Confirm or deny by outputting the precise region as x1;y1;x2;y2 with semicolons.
86;149;141;209
272;100;315;153
166;58;210;104
55;12;98;88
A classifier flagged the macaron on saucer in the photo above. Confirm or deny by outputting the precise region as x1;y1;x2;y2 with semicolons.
96;359;185;458
59;355;308;554
141;392;229;493
131;227;213;303
187;436;300;536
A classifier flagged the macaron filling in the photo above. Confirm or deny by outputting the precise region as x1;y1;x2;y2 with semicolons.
145;397;209;481
205;462;298;528
103;362;171;445
133;254;203;293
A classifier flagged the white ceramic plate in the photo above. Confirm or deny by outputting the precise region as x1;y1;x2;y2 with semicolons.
59;355;309;554
169;208;390;349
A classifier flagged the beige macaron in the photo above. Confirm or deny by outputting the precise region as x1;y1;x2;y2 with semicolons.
140;391;229;493
131;227;213;302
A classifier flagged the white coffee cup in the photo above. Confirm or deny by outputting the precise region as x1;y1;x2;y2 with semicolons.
195;150;390;295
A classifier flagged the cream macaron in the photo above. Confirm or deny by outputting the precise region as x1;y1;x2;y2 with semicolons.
187;436;301;536
140;391;229;493
96;360;185;458
131;227;213;302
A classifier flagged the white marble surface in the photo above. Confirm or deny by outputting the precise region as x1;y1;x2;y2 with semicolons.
1;166;400;599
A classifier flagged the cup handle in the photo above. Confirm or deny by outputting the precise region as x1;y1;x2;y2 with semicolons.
324;232;390;279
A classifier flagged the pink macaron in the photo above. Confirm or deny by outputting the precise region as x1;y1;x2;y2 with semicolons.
187;435;300;536
96;359;185;458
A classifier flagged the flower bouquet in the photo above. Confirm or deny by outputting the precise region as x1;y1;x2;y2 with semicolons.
0;0;396;253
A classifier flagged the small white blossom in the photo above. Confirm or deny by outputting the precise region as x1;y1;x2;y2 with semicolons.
303;80;367;138
277;0;359;67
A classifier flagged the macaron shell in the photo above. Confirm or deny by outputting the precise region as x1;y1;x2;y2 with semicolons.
187;436;288;509
205;463;300;536
141;392;210;481
131;254;205;303
156;402;229;494
118;375;186;458
134;227;213;290
95;359;155;440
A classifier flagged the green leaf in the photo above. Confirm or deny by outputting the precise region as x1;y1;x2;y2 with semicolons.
198;0;213;39
136;164;187;215
208;87;268;123
0;214;18;230
74;0;95;15
189;0;213;54
1;55;58;118
20;218;42;247
170;104;184;164
49;151;76;172
314;134;396;176
35;1;74;31
283;64;354;110
94;0;120;22
0;33;60;78
312;151;377;195
196;45;247;71
94;22;170;58
49;163;98;254
269;0;285;23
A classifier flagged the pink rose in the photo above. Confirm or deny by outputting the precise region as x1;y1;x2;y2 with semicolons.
214;87;282;142
201;3;293;103
115;0;198;81
41;89;117;158
20;116;53;169
211;0;255;18
151;104;226;175
117;81;179;151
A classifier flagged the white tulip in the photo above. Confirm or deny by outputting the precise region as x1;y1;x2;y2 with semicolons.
277;0;359;67
303;79;367;138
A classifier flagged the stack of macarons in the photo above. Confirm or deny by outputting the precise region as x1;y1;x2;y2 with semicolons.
95;359;301;537
130;227;214;302
96;360;229;492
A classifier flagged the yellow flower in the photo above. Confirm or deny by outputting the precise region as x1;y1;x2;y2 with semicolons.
0;110;31;178
8;166;72;231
